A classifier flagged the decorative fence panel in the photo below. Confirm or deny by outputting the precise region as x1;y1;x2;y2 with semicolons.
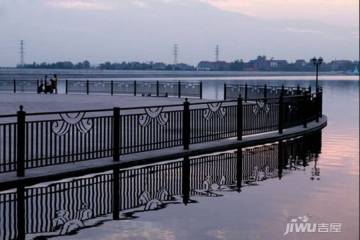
15;80;38;93
0;81;14;93
120;105;183;154
224;83;308;100
0;119;17;173
190;101;237;144
88;81;111;94
180;82;201;98
113;81;135;95
24;110;113;169
66;80;87;94
243;100;279;135
136;81;157;96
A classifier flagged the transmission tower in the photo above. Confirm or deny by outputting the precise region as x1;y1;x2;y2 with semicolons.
20;40;25;67
173;44;178;66
215;44;219;62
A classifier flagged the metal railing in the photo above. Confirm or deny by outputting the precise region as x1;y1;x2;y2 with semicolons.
0;79;203;99
0;87;323;176
223;83;311;101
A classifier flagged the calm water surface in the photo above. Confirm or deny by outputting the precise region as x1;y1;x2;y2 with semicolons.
51;78;359;240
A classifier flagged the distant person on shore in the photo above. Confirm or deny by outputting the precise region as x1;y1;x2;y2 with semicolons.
52;74;58;93
37;80;44;94
45;77;54;94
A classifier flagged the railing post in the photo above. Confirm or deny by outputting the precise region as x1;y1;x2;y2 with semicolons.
86;80;89;95
17;185;26;240
236;147;243;192
183;98;190;150
316;88;320;122
112;167;120;220
111;80;114;95
13;79;16;93
245;84;248;102
278;93;284;134
319;90;323;119
65;79;68;94
182;156;190;205
134;81;137;96
199;81;203;99
156;81;160;97
178;81;181;98
17;105;26;177
264;84;267;100
113;107;120;162
237;96;243;140
303;92;308;128
278;140;283;179
223;82;227;100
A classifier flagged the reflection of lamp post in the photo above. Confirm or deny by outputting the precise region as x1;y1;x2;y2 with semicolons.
310;154;320;181
311;57;323;90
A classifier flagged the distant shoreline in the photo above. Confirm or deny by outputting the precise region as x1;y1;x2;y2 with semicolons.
0;68;356;81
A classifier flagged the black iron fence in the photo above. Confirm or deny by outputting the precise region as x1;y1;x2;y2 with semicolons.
0;132;322;240
0;79;203;99
0;88;323;175
224;83;310;101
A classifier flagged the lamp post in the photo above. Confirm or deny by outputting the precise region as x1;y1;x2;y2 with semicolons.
311;57;323;91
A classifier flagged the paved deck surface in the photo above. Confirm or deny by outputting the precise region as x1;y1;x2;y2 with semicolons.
0;93;203;115
0;117;327;191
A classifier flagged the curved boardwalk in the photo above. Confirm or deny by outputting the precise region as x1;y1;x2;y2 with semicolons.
0;85;325;189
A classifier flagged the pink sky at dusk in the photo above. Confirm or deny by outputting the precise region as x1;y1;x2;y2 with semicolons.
204;0;359;27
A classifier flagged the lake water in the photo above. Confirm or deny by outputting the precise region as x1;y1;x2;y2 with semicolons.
0;76;358;240
49;78;358;240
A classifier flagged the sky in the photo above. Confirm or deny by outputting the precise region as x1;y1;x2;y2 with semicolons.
0;0;358;66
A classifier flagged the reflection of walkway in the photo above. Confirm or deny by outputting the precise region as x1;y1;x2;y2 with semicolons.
0;133;322;239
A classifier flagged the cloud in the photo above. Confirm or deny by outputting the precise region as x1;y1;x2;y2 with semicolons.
200;0;359;27
45;0;115;11
282;27;323;34
131;0;147;8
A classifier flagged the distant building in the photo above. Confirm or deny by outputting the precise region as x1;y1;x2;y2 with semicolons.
197;61;231;71
269;60;288;69
248;56;269;70
329;60;354;71
151;62;167;70
174;63;195;71
294;59;307;67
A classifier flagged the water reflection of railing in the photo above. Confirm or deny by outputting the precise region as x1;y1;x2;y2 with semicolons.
0;132;322;240
0;88;323;175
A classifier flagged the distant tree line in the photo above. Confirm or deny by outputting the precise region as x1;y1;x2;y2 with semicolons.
18;57;359;72
20;61;91;69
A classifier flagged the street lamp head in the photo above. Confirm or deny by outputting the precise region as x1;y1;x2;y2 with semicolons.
318;57;323;65
311;57;317;65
